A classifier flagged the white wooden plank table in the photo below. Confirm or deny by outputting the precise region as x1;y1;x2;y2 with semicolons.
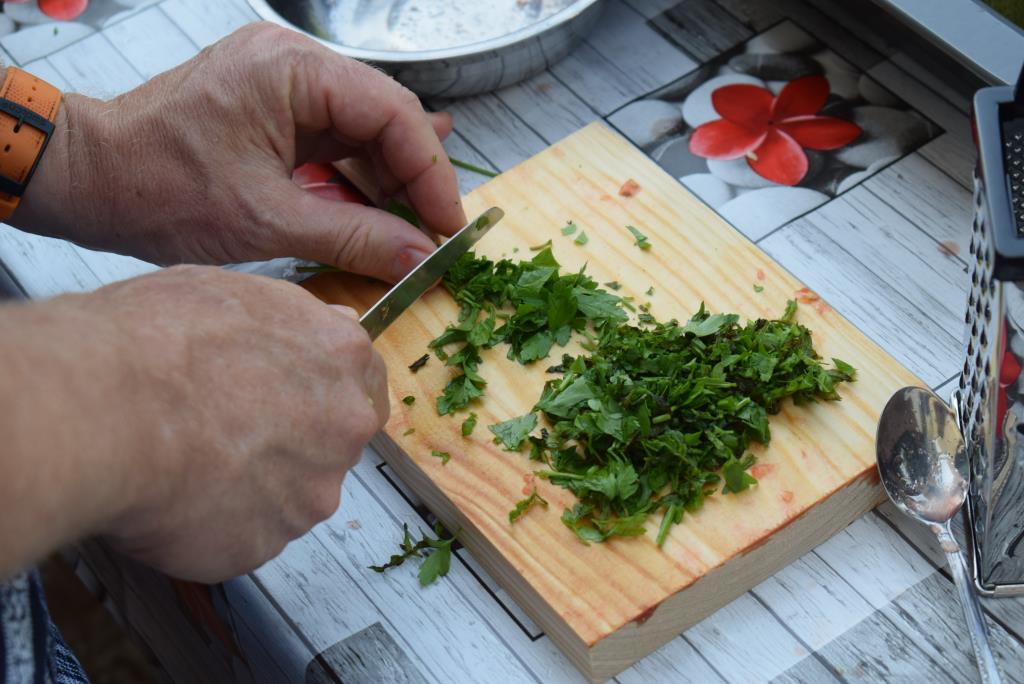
4;0;1024;682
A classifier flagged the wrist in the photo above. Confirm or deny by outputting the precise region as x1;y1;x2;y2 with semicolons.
0;294;144;575
10;93;104;243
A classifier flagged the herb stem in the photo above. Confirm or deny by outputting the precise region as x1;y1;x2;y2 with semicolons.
656;504;681;547
449;156;499;178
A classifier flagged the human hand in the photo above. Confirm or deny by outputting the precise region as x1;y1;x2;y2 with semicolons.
14;22;466;283
80;266;386;582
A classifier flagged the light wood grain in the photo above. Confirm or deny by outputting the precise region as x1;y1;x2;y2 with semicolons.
302;122;920;680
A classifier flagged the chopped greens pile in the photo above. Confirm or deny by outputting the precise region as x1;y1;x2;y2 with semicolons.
428;247;627;415
529;302;855;545
423;246;854;547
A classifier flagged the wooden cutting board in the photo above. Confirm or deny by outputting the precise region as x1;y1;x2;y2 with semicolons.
303;122;919;681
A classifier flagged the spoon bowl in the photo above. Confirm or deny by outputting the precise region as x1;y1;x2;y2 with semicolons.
876;386;969;526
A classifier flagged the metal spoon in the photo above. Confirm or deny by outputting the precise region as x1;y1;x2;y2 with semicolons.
876;386;1002;684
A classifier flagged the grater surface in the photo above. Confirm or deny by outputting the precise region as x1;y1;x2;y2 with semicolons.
1002;117;1024;235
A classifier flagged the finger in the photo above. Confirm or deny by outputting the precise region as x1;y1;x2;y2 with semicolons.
290;50;466;235
329;304;359;319
428;111;454;141
364;348;390;428
278;181;437;283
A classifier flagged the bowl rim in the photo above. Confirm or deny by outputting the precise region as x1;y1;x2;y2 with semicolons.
245;0;603;63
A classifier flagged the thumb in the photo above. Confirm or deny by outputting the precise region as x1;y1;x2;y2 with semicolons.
278;181;438;283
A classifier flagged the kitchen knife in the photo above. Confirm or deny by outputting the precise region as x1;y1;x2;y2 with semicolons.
359;207;504;340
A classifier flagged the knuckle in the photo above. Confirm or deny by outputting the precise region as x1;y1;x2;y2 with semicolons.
308;482;342;524
346;402;381;445
395;84;422;111
330;217;375;271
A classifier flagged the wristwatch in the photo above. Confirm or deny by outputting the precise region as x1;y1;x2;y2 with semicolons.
0;66;61;222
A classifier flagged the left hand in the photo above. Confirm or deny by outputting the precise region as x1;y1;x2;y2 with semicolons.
13;22;467;283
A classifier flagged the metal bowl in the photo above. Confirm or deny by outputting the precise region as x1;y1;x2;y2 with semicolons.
245;0;606;97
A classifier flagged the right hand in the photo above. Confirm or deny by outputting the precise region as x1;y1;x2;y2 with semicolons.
85;265;387;582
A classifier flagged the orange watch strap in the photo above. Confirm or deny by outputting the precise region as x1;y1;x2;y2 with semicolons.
0;67;61;222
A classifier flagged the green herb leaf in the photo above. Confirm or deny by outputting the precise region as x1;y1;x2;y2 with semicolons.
561;222;578;235
403;427;416;436
488;413;538;451
409;354;429;372
369;523;455;587
437;374;484;415
832;358;857;380
461;412;478;437
431;450;451;465
626;225;652;250
509;488;549;523
386;199;421;228
369;523;424;572
418;535;454;586
645;286;655;296
574;231;589;246
402;395;416;405
753;284;764;293
721;455;758;494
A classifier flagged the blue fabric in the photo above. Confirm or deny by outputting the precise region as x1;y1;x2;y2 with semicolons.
1;569;89;684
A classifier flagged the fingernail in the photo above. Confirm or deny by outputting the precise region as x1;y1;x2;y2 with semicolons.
393;248;432;281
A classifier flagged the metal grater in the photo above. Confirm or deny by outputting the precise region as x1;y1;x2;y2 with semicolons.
953;66;1024;596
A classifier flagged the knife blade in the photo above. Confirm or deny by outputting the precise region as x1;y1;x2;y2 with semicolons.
359;207;504;340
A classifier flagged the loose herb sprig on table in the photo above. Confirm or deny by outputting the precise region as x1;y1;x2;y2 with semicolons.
369;523;455;586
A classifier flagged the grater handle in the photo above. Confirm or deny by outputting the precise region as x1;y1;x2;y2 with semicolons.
941;522;1003;683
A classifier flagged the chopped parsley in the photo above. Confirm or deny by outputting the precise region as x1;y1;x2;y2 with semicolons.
627;225;652;250
488;413;538;451
428;247;627;414
529;301;854;546
402;395;416;405
461;412;478;437
423;247;854;549
409;354;429;372
431;450;451;465
509;488;549;523
561;222;578;236
574;231;589;246
754;284;765;293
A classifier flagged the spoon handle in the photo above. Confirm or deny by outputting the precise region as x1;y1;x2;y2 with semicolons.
940;524;1002;683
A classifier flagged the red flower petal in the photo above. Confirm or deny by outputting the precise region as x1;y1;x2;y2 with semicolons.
747;129;808;186
777;115;862;150
772;75;830;121
38;0;89;20
711;84;773;130
689;119;767;160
